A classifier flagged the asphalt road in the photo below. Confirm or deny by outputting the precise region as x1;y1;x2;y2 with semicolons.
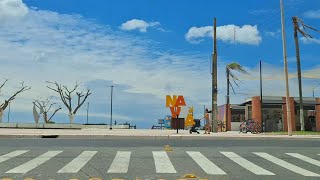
0;137;319;180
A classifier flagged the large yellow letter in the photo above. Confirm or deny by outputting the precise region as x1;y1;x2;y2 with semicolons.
166;95;177;107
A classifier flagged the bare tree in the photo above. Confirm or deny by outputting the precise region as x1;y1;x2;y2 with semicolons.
46;81;91;123
0;80;31;122
33;96;62;123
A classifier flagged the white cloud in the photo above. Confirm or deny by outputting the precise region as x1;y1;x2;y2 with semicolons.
300;37;320;44
303;9;320;19
120;19;160;32
0;0;28;18
185;24;262;45
265;29;281;38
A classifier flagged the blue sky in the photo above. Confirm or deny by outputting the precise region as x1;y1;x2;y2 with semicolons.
0;0;319;128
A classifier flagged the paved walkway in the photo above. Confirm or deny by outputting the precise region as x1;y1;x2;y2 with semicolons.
0;128;319;139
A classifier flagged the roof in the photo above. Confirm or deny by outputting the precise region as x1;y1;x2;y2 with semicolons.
238;96;319;106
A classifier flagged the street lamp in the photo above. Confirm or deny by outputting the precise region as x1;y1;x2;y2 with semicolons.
109;85;115;130
86;102;89;124
7;102;10;123
313;86;320;98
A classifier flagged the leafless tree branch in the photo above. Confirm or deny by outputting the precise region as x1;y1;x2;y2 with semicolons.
1;82;31;110
49;106;62;121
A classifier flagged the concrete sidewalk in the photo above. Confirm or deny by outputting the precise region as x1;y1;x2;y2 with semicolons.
0;128;319;139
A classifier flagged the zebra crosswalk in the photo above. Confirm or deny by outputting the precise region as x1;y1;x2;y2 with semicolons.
0;150;319;177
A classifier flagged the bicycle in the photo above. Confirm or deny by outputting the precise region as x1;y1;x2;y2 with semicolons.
239;119;261;134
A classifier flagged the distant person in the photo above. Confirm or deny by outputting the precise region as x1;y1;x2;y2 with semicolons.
114;120;117;125
204;108;212;134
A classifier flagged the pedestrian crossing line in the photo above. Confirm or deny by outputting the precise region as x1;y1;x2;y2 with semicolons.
254;152;320;177
0;150;29;164
58;151;97;173
186;151;226;175
152;151;176;173
5;151;63;174
286;153;320;167
107;151;131;173
220;151;274;175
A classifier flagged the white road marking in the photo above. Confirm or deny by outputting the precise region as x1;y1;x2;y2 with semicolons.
220;151;274;175
107;151;131;173
254;152;320;177
152;151;176;173
0;150;29;164
58;151;97;173
286;153;320;167
6;151;62;174
187;151;226;175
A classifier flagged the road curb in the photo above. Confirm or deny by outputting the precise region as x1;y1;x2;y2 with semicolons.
0;134;320;139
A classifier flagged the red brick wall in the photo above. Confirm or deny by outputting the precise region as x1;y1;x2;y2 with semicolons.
316;98;320;132
282;97;296;131
252;96;261;125
226;104;231;131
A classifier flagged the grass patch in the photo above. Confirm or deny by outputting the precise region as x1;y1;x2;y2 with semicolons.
264;131;320;135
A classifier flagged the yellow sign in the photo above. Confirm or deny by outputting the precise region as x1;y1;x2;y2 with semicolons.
166;95;186;118
166;95;194;127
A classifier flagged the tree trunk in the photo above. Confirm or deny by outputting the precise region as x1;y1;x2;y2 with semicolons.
69;112;75;124
226;68;230;132
0;109;3;123
43;112;48;123
293;17;305;131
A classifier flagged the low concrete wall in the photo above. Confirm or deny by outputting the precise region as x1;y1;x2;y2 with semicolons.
0;123;130;129
231;122;242;131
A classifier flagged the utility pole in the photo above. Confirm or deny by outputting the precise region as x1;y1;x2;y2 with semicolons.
280;0;292;136
109;85;114;130
292;16;305;131
212;18;218;132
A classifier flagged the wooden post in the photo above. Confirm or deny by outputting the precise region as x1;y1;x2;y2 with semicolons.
212;18;218;132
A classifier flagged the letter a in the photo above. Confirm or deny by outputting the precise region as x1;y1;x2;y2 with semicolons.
175;95;186;107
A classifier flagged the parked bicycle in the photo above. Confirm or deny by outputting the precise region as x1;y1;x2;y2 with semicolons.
239;119;262;134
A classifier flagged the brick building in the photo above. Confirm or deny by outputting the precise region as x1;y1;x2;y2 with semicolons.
218;96;320;132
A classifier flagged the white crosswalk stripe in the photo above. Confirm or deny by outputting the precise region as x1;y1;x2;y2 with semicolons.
152;151;176;173
58;151;97;173
286;153;320;167
221;151;274;175
0;150;29;164
107;151;131;173
254;152;320;177
6;151;62;174
187;151;226;175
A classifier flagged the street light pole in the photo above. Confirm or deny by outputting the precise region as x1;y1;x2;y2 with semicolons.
280;0;292;136
109;85;114;130
7;102;10;123
86;102;89;124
